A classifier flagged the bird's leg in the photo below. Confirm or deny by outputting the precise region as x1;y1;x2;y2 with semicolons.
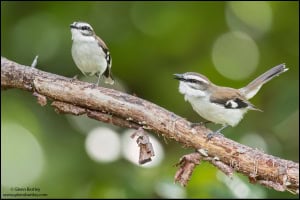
90;73;101;89
71;74;79;82
207;125;228;140
190;121;211;128
96;73;101;86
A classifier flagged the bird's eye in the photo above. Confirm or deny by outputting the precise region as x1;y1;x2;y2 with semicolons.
188;79;197;83
81;26;90;31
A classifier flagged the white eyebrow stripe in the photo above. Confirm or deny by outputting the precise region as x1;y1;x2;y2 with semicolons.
185;75;209;84
75;22;93;29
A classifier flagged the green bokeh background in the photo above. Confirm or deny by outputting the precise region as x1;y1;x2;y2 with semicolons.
1;1;299;198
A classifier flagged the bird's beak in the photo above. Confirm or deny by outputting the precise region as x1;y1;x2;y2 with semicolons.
70;24;77;29
174;73;184;81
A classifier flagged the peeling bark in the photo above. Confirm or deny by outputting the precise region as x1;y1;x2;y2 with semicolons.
1;56;298;194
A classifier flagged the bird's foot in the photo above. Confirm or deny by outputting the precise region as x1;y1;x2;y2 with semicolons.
206;125;228;140
90;83;98;89
206;131;224;140
71;75;79;82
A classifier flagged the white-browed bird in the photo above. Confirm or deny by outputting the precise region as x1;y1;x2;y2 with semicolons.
70;21;114;85
174;64;288;137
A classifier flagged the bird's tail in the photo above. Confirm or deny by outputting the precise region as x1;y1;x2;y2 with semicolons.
102;66;114;85
239;64;288;99
104;75;114;85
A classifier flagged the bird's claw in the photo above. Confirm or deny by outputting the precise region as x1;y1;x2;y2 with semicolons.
71;75;78;82
206;131;224;140
90;84;98;89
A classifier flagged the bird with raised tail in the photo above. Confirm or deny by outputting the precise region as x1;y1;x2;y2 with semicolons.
174;64;288;138
70;21;114;85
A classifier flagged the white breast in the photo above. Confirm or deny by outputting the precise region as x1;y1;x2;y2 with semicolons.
185;95;248;127
71;36;106;76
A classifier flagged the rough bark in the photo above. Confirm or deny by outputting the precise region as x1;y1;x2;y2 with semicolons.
1;56;298;194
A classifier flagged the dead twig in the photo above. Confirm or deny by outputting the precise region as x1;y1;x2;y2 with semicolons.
1;56;298;194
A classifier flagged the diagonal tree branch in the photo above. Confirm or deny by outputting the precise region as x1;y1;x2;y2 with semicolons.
1;56;298;194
